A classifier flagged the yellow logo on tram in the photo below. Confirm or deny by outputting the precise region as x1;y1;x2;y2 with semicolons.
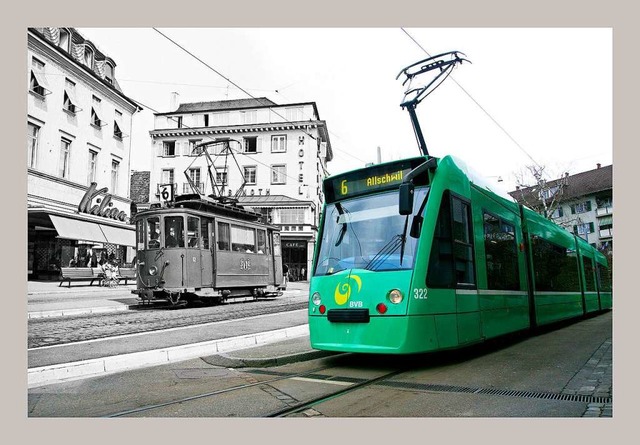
334;275;362;305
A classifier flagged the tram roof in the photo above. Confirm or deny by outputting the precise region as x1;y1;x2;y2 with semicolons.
135;195;272;225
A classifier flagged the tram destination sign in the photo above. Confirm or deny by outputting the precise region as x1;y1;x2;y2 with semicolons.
324;157;427;203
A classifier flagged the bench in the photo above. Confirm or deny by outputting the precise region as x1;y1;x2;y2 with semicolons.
118;268;137;285
59;267;103;287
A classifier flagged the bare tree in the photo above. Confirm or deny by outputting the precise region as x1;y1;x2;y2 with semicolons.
512;165;569;222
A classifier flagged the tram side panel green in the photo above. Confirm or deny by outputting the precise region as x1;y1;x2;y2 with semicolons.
309;315;441;354
468;181;531;340
522;206;586;326
584;292;600;313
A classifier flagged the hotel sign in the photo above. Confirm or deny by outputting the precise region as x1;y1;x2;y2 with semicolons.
78;182;128;222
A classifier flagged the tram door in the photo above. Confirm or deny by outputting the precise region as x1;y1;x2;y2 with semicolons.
186;216;202;286
200;218;215;287
272;232;283;286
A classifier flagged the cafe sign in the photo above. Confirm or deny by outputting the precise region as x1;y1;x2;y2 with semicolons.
78;182;129;222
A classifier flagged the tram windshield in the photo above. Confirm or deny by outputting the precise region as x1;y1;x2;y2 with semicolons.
314;188;428;276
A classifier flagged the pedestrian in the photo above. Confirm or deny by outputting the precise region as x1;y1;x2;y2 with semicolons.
69;257;77;267
283;263;289;285
301;267;306;281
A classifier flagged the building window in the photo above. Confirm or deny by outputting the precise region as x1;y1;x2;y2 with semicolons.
104;63;114;85
550;206;564;218
84;46;94;69
279;208;305;224
30;57;50;97
88;150;97;185
271;165;287;184
240;110;257;124
27;122;40;169
571;201;592;214
163;141;176;156
113;110;124;139
111;160;120;194
90;96;104;128
271;135;287;153
212;112;229;125
58;29;70;52
244;166;257;185
176;116;183;128
215;167;228;185
286;107;304;121
63;79;80;114
185;168;202;194
59;138;71;179
203;114;209;126
189;139;202;156
573;222;595;236
244;137;258;153
161;169;174;187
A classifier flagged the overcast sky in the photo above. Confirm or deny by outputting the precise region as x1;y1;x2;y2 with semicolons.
77;27;612;192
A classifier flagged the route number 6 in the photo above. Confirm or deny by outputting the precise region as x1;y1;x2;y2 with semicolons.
341;180;348;195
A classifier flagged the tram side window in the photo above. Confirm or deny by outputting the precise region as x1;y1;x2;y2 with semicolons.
273;232;282;256
483;212;520;290
583;257;596;292
427;193;476;288
257;230;267;254
596;263;612;292
187;216;200;248
217;222;230;251
200;218;211;250
136;220;144;250
146;217;161;249
231;225;256;253
531;236;580;292
164;216;185;248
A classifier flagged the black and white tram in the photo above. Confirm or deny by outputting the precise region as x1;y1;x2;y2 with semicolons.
132;139;284;306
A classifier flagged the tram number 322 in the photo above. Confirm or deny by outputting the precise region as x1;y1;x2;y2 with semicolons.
240;259;252;271
413;288;428;299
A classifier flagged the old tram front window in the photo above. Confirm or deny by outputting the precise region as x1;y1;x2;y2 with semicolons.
164;216;185;248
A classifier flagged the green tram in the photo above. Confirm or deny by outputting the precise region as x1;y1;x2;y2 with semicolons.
308;155;612;354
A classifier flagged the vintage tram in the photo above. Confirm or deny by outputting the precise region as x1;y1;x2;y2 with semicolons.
132;139;284;306
307;52;612;354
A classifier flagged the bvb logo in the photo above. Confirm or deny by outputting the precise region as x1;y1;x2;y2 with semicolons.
334;275;362;305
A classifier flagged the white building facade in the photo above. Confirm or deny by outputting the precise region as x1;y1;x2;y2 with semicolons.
27;28;140;279
149;97;333;280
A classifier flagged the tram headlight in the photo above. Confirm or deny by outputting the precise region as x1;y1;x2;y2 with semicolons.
311;292;322;306
387;289;403;304
148;266;158;276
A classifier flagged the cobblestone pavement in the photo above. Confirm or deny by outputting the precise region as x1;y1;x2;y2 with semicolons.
561;338;612;417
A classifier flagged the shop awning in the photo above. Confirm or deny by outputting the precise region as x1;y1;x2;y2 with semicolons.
50;215;108;244
99;224;135;247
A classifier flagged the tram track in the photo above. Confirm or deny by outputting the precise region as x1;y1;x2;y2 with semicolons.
105;363;340;417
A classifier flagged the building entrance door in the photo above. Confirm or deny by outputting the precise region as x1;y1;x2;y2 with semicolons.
282;240;307;281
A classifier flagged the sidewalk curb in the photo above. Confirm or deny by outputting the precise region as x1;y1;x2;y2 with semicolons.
28;324;310;388
203;349;336;369
28;304;140;319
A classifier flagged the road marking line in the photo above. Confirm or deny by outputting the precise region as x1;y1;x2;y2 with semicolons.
290;377;353;386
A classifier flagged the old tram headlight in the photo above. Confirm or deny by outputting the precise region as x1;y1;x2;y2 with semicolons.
387;289;404;304
311;292;322;306
148;266;158;276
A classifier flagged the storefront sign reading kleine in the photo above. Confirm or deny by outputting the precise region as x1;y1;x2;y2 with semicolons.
77;182;128;222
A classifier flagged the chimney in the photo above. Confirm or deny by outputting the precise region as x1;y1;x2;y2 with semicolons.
170;92;180;112
597;163;601;169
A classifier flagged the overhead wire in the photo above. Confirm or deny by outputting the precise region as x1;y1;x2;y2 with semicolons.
152;27;370;167
400;27;545;172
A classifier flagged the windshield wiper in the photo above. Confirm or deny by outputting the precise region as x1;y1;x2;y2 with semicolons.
364;234;406;271
334;202;347;247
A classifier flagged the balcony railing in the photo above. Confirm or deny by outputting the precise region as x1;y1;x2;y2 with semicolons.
599;228;613;238
596;206;613;217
